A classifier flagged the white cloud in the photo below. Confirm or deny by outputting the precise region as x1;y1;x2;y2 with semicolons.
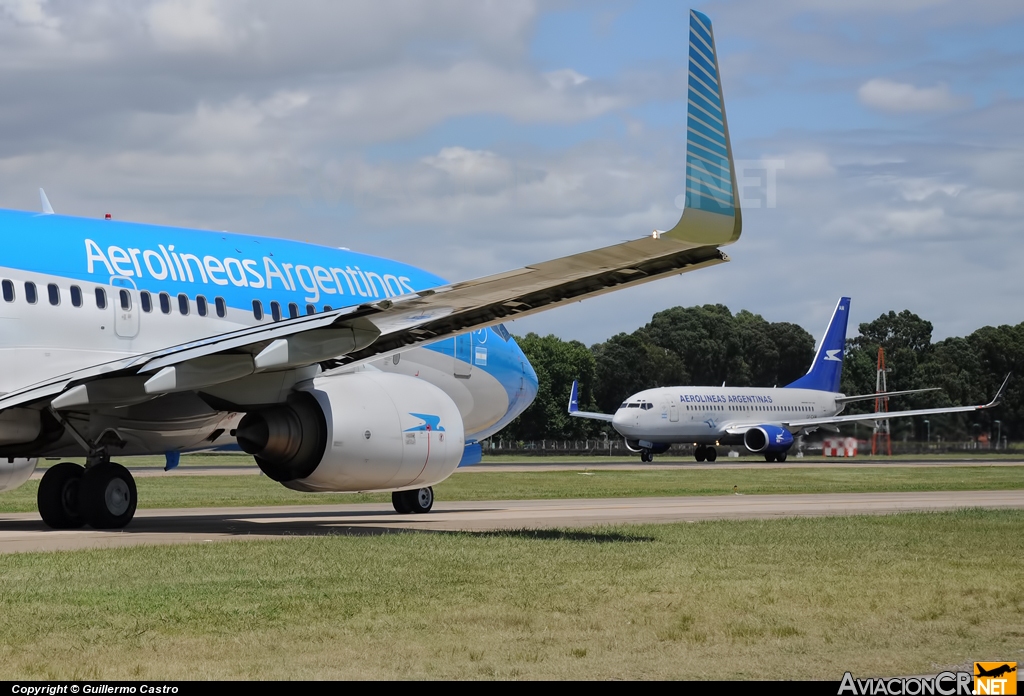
857;78;968;113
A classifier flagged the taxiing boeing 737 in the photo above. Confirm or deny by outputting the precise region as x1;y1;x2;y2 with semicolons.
569;297;1008;462
0;11;742;529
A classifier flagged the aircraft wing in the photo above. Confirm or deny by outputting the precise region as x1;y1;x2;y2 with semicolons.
783;375;1009;429
0;10;742;416
0;230;733;413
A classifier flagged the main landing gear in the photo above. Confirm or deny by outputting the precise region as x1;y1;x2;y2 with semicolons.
37;460;138;529
392;487;434;514
694;445;718;463
639;449;654;463
763;452;788;463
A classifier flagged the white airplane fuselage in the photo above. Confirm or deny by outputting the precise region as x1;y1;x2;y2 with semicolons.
612;385;843;447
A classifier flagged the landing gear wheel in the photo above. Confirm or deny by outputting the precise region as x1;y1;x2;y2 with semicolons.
408;487;434;514
392;491;412;514
640;449;653;463
776;452;788;463
392;487;434;514
37;462;85;529
764;453;777;463
79;462;137;529
706;447;718;463
694;446;706;463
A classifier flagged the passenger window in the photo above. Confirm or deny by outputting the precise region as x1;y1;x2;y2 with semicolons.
288;302;299;319
95;287;106;309
270;301;282;322
306;304;316;315
178;294;189;315
252;299;263;321
119;289;131;310
159;292;171;314
196;295;208;317
25;282;37;304
140;291;152;313
47;284;60;306
3;280;14;302
70;285;82;307
215;297;226;318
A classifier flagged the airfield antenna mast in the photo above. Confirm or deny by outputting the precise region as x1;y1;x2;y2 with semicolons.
871;346;892;456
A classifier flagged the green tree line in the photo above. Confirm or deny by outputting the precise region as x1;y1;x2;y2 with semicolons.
501;304;1022;444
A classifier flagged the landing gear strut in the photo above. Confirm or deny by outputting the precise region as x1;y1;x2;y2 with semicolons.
37;460;137;530
392;487;434;514
694;445;717;463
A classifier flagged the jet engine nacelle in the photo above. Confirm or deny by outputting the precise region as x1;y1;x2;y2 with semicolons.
743;425;794;453
236;372;465;493
0;457;37;492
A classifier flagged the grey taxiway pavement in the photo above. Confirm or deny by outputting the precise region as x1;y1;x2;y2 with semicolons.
2;489;1023;554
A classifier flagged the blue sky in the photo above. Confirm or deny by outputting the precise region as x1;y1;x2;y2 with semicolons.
0;0;1022;347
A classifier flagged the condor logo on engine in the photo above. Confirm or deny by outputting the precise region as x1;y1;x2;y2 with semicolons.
405;413;445;432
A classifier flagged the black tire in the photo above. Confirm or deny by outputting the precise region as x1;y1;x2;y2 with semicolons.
37;462;85;529
694;446;706;463
776;452;788;463
407;487;434;514
79;462;137;529
764;453;777;463
706;447;718;463
392;491;412;514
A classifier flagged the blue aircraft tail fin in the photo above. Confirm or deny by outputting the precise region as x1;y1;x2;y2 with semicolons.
660;9;742;247
784;297;851;393
568;379;580;414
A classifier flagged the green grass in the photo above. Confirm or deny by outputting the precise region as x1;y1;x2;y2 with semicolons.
0;510;1021;679
3;466;1023;513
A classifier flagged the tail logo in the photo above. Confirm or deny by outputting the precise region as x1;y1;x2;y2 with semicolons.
824;349;842;362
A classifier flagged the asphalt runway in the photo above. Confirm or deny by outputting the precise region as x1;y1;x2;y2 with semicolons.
25;457;1024;479
2;489;1023;554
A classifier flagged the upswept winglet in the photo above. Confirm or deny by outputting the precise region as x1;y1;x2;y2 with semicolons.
987;373;1011;408
663;9;741;247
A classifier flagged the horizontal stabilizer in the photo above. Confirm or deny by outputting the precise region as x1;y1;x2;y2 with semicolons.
567;379;614;422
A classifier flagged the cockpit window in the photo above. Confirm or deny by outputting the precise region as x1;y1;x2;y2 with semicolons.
494;323;512;342
642;403;653;410
627;403;640;409
620;402;628;409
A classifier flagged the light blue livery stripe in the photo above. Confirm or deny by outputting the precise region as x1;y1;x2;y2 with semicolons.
686;179;732;205
687;98;723;127
690;12;714;51
687;73;721;112
687;115;726;148
686;128;728;158
686;151;729;174
688;45;718;84
686;159;732;191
